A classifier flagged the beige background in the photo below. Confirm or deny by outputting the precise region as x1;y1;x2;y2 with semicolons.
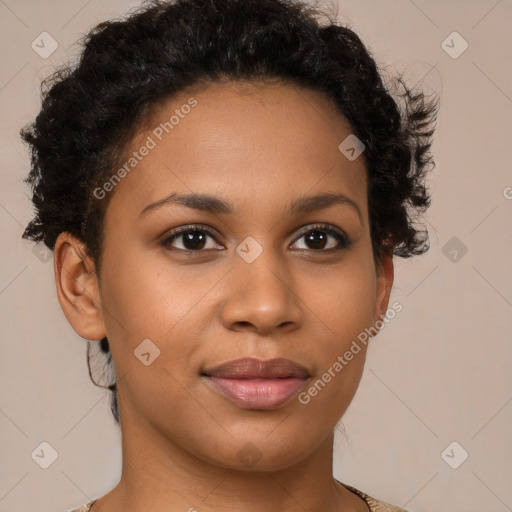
1;0;511;511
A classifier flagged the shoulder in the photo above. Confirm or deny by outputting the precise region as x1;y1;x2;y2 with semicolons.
66;501;96;512
339;481;410;512
67;487;408;512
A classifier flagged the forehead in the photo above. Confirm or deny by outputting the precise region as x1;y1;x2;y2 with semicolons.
106;80;368;220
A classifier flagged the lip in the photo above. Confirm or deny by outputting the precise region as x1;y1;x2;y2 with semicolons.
202;357;310;410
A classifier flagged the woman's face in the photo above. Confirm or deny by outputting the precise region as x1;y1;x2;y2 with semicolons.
71;80;393;471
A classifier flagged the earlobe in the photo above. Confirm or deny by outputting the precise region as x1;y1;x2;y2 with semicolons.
54;232;106;341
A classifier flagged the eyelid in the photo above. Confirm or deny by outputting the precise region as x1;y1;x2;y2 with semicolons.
161;223;221;240
292;222;347;240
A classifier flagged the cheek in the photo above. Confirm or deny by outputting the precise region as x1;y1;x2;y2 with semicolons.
100;252;211;336
97;253;222;393
300;258;376;404
306;258;378;343
98;259;208;418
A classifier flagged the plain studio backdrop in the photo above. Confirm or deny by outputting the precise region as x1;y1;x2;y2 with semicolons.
1;1;511;511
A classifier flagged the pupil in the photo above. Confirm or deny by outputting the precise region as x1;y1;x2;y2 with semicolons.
306;230;326;249
184;231;206;250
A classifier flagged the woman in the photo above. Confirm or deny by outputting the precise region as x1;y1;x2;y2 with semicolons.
21;0;437;510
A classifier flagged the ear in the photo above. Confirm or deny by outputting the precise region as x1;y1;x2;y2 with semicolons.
373;250;394;325
53;232;106;341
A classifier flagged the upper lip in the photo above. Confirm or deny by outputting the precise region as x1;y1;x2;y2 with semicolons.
202;357;310;379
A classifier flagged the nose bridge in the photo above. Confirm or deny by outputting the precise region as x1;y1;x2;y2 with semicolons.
220;241;302;333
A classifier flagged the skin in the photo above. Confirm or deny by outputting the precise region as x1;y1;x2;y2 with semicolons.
54;80;394;512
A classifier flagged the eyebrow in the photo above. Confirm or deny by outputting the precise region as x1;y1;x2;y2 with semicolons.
139;191;362;222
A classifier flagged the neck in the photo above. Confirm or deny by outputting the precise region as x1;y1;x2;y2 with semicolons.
96;403;366;512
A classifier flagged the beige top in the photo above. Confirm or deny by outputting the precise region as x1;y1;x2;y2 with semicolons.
67;482;408;511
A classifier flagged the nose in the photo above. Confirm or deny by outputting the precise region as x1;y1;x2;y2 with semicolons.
220;250;303;336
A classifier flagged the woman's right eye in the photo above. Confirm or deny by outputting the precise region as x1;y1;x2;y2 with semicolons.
161;225;224;253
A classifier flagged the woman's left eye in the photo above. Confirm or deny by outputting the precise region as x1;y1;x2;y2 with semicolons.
290;224;351;251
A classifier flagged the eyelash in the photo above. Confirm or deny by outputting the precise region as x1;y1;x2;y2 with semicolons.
160;223;351;254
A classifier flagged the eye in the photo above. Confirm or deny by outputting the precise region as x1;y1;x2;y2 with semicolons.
161;224;223;252
290;223;351;251
160;222;351;254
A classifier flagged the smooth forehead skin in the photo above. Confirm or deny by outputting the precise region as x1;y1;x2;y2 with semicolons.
101;80;370;271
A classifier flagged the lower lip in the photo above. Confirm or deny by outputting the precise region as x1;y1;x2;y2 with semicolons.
205;376;307;409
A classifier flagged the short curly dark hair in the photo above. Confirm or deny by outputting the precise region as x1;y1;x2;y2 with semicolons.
21;0;438;424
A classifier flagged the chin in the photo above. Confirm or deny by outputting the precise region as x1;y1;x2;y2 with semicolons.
195;434;322;473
